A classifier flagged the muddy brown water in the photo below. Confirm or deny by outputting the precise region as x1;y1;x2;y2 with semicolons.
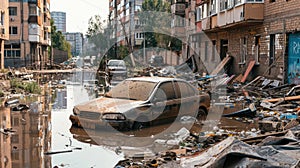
0;82;255;168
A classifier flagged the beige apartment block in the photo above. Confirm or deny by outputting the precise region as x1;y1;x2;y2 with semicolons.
5;0;51;69
0;0;9;69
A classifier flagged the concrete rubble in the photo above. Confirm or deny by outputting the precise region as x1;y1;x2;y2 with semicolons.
114;65;300;167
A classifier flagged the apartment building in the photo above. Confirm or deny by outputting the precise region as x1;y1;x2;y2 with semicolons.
0;0;9;69
185;0;300;84
5;0;51;69
109;0;145;50
63;32;83;57
50;11;66;33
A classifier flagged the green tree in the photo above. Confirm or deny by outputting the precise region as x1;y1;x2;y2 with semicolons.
86;15;109;57
140;0;182;51
51;19;71;57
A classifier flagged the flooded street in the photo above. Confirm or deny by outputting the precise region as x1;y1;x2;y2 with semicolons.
0;73;257;168
49;85;123;168
0;82;123;168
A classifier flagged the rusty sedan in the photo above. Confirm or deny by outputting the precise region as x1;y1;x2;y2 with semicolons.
69;77;210;130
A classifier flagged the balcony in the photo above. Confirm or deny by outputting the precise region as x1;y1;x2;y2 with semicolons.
218;3;263;28
29;35;40;42
29;24;40;35
203;2;263;32
171;27;186;38
171;4;186;15
28;16;42;25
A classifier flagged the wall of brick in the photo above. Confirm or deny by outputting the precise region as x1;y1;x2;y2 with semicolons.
192;0;300;83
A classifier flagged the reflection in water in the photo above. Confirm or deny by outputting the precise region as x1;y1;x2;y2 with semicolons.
0;95;52;168
52;89;67;109
1;73;124;168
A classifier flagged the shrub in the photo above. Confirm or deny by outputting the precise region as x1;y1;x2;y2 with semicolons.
24;82;41;94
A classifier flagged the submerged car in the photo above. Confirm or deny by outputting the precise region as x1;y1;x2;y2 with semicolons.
105;59;127;89
70;77;210;130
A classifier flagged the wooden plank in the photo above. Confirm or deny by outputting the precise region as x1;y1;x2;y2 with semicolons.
241;60;256;83
210;56;232;75
263;95;300;103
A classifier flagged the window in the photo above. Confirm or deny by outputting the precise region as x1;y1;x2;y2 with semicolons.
12;117;19;126
269;34;275;66
0;11;4;26
4;44;21;58
269;0;275;2
212;40;216;61
174;81;196;98
255;36;260;64
9;7;17;16
29;6;40;16
135;33;144;39
9;0;19;2
11;134;19;143
196;6;202;21
220;0;228;11
228;0;234;8
155;82;176;100
9;26;18;35
210;0;216;15
235;0;242;5
240;37;247;64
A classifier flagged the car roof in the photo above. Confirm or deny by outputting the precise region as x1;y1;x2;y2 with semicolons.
125;76;185;83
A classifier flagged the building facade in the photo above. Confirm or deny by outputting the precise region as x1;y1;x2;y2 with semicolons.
185;0;300;84
63;32;83;57
109;0;145;51
50;11;66;33
5;0;51;69
0;0;9;69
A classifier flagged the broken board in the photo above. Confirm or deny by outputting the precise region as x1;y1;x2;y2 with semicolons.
241;60;256;83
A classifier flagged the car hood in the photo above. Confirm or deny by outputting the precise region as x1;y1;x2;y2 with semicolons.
74;97;144;114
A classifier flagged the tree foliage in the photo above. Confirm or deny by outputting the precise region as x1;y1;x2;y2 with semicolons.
86;15;110;57
140;0;182;51
51;19;71;57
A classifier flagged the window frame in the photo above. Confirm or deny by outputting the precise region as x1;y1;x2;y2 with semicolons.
9;7;17;16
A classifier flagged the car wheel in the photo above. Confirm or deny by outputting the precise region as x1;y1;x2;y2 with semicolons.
197;108;207;121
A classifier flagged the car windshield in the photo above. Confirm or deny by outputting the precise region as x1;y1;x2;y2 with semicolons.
105;80;157;101
108;60;125;67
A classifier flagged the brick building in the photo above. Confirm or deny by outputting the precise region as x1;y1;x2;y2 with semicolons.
0;0;9;69
5;0;51;69
175;0;300;84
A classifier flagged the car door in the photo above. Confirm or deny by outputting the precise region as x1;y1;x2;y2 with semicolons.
173;81;200;117
151;81;179;123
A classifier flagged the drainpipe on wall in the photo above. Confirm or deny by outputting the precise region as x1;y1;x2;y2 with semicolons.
282;19;286;84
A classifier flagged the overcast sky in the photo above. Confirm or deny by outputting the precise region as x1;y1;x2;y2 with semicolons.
50;0;109;34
